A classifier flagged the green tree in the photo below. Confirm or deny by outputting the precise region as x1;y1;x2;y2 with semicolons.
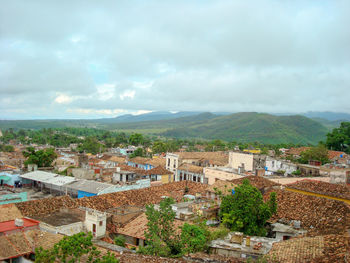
129;133;144;146
299;145;330;164
23;147;57;167
326;122;350;153
220;179;277;236
180;223;208;255
78;137;104;154
114;235;126;247
35;232;119;263
140;197;182;257
129;147;145;158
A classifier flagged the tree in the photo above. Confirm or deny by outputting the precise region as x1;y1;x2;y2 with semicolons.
326;122;350;153
114;235;126;247
129;133;144;146
299;145;330;164
140;197;182;257
78;137;104;154
220;179;277;236
23;147;57;167
129;147;145;158
35;232;119;263
180;223;207;255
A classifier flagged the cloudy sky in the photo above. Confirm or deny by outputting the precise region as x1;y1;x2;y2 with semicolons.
1;0;349;119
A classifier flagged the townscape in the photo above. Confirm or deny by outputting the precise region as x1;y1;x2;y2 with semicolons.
0;123;349;262
1;1;350;262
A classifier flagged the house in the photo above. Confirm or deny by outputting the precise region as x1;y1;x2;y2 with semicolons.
228;151;266;173
328;168;350;184
145;166;174;184
127;157;166;170
204;166;243;185
166;151;229;174
176;163;205;183
66;180;116;198
0;171;22;188
116;212;184;247
265;156;298;176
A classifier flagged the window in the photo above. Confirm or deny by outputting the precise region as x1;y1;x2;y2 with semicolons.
99;221;103;226
168;158;170;167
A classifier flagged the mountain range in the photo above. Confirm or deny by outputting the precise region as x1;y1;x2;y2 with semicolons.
1;111;347;144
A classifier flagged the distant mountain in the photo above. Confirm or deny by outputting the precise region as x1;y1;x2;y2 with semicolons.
302;111;350;121
0;112;330;144
95;111;200;123
161;112;329;144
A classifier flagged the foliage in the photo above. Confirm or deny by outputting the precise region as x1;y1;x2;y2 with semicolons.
0;144;14;152
291;169;301;175
129;147;146;158
208;225;230;241
114;235;126;247
129;133;144;146
180;223;208;255
299;145;330;164
23;147;57;167
220;179;277;236
326;122;350;153
34;232;119;263
77;136;105;154
140;197;182;257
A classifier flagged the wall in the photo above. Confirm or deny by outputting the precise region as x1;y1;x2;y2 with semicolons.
329;169;350;184
78;190;97;198
98;179;150;195
72;168;95;180
176;170;204;183
39;221;84;236
265;157;297;176
161;173;174;184
84;210;106;238
204;167;243;185
166;153;179;173
0;191;27;204
0;172;21;187
229;152;254;171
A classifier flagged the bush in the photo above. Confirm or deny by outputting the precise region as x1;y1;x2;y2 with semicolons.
114;235;126;247
291;169;301;176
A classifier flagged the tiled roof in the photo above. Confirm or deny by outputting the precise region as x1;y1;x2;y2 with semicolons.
286;179;350;200
328;150;347;160
145;166;172;175
129;157;166;167
206;180;237;195
264;189;350;236
107;155;126;163
15;195;78;217
0;229;63;260
174;152;229;166
230;176;281;190
287;147;311;156
117;212;184;240
268;234;349;263
0;204;23;222
77;181;208;212
178;163;204;174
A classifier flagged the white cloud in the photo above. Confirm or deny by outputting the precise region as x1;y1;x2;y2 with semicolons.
132;110;152;116
96;84;115;101
119;90;136;100
54;94;73;104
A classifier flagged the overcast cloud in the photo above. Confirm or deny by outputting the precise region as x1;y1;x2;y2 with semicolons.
1;0;349;119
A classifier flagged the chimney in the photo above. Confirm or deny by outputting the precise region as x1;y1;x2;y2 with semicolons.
15;218;24;227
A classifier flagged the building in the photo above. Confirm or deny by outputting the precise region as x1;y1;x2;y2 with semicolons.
204;167;243;185
176;163;206;183
228;151;266;173
166;151;229;174
127;157;166;171
265;156;298;176
0;171;22;188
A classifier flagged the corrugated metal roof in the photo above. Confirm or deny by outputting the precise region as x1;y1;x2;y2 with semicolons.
20;171;57;183
66;180;113;194
46;176;76;186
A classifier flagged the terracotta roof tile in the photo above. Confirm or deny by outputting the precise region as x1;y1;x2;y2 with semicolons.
178;163;203;174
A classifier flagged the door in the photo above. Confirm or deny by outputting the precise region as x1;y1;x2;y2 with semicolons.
92;224;96;236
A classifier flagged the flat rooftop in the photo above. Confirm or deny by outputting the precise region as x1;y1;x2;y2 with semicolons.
32;208;85;226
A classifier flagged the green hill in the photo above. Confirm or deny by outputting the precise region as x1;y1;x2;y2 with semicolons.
0;112;329;144
161;112;329;144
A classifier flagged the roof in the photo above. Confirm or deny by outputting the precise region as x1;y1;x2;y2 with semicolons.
77;181;208;212
0;229;63;260
174;151;229;166
0;204;23;222
0;218;39;233
264;189;350;236
32;208;85;226
286;179;350;200
128;157;166;167
67;179;113;194
230;176;281;190
267;234;349;263
286;147;311;156
16;195;77;217
145;166;172;175
20;170;57;183
107;156;126;163
207;180;237;194
117;212;184;240
178;163;204;174
328;150;347;160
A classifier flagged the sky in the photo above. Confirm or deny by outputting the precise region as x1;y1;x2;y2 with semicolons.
1;0;349;119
